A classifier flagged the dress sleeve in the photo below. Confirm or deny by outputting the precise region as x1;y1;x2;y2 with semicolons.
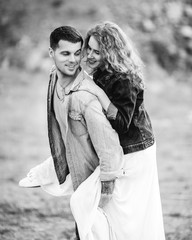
105;76;139;134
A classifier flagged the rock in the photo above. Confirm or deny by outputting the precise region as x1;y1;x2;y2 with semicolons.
180;25;192;39
186;39;192;55
184;5;192;19
165;2;183;24
141;19;156;32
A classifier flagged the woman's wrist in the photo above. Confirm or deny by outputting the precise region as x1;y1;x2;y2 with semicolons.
101;180;115;194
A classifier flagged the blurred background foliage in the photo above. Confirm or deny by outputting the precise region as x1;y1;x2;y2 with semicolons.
0;0;192;81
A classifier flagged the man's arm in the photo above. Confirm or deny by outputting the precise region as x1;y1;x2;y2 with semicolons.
83;94;124;206
84;96;123;179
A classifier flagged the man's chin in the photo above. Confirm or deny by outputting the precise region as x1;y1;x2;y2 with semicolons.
66;68;79;75
60;67;79;76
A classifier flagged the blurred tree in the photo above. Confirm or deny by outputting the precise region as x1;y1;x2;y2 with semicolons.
0;0;191;79
0;0;27;63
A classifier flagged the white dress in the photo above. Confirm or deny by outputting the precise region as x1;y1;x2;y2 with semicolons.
30;143;165;240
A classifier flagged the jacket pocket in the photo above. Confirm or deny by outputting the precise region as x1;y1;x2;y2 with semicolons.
69;111;88;136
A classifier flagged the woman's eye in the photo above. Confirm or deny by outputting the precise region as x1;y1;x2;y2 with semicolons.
75;51;81;56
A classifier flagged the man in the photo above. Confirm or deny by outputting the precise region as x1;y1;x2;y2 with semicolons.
19;26;123;239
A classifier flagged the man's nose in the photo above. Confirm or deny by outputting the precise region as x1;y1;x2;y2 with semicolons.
69;54;75;62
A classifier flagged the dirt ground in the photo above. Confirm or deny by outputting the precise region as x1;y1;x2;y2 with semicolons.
0;63;192;240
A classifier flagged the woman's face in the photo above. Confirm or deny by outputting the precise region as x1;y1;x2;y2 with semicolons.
86;36;102;71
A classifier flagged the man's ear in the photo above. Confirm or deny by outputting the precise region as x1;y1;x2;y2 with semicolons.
49;47;54;58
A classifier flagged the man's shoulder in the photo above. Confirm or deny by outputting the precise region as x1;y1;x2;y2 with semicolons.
82;70;93;84
72;88;96;104
81;72;94;89
71;72;99;108
74;71;96;100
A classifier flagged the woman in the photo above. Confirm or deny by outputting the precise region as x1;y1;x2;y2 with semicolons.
80;21;165;240
83;21;154;153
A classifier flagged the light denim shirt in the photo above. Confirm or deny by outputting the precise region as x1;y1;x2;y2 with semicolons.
47;68;124;190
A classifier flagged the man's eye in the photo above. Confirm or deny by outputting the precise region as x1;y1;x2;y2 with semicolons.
95;51;100;55
61;52;68;56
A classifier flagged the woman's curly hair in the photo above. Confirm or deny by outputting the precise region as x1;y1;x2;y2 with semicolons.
84;21;145;87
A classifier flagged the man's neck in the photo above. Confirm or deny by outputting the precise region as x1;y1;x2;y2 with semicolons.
57;68;80;89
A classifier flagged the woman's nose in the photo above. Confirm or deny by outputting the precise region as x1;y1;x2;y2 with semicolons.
88;50;93;58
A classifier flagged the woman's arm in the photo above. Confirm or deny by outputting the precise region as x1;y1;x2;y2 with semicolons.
79;75;140;135
104;76;140;134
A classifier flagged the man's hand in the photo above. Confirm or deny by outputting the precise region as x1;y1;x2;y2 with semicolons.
99;180;115;208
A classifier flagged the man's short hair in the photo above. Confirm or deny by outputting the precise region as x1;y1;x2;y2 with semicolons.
50;26;83;50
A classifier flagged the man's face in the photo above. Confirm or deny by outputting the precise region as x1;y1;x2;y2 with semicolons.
86;36;102;71
50;40;82;77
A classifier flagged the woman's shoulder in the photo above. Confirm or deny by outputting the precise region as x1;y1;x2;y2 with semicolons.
113;70;144;90
107;71;133;89
94;68;127;85
94;67;144;91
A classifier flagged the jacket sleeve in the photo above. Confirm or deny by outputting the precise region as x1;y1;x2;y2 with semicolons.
105;77;139;134
83;94;124;181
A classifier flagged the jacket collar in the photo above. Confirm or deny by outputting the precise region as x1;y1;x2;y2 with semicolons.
65;67;85;94
50;67;86;95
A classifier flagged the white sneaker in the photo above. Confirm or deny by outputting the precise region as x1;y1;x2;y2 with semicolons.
19;171;40;188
